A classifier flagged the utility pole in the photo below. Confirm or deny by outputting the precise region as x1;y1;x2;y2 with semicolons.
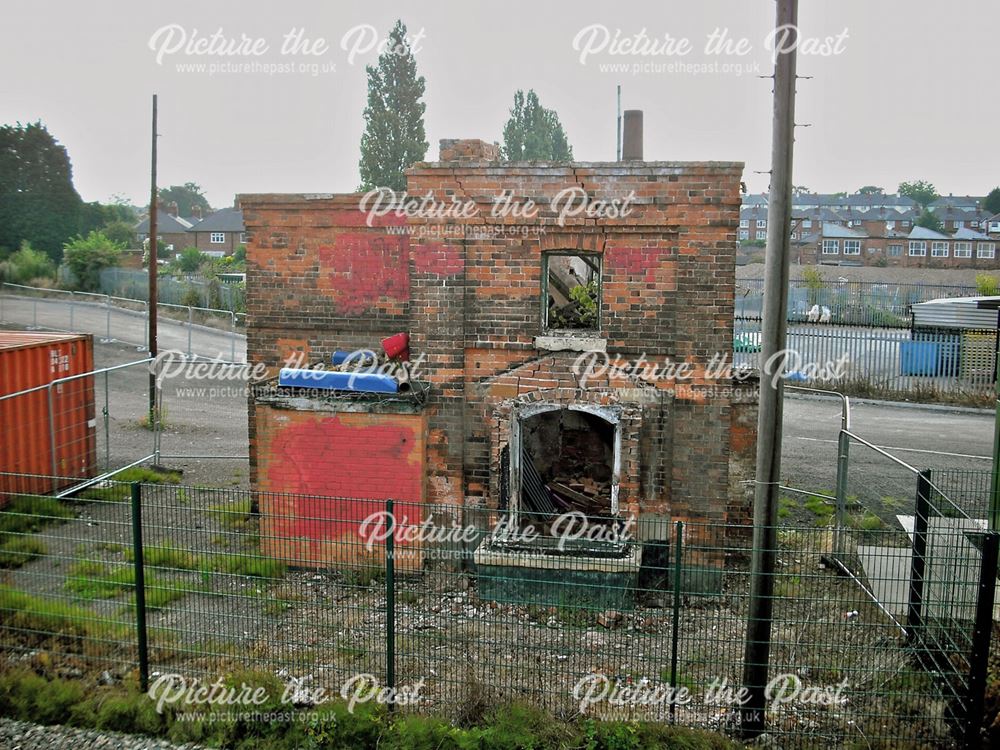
148;94;158;424
741;0;798;737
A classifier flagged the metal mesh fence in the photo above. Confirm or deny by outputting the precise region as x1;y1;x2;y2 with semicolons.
1;476;994;747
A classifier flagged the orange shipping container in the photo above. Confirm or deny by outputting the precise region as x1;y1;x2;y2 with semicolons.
0;332;97;502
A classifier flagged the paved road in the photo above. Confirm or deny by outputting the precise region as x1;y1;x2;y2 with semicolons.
781;394;993;519
0;293;245;362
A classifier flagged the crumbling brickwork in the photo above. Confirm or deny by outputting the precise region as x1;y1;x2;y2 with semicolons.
241;142;754;547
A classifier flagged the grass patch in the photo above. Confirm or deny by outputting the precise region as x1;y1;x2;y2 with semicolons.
77;467;181;502
778;496;797;520
0;669;740;750
210;552;285;579
125;541;203;571
850;512;886;531
0;586;127;640
0;536;47;568
803;493;835;526
206;498;253;531
0;496;73;569
65;561;136;600
0;495;75;534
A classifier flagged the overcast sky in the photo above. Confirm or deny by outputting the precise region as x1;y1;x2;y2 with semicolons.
1;0;997;208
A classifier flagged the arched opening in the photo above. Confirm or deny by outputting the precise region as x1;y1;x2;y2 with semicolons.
511;405;619;535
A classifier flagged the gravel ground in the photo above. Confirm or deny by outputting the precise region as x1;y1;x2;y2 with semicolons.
0;718;205;750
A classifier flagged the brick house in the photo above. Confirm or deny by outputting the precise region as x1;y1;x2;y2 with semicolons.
240;137;756;584
798;222;998;269
187;206;246;256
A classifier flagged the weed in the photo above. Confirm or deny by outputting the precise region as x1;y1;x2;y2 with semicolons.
125;541;203;571
0;495;74;535
0;586;128;640
78;468;180;502
850;512;886;531
0;536;46;568
206;499;253;531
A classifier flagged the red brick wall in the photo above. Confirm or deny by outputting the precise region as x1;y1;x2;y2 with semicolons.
241;150;753;535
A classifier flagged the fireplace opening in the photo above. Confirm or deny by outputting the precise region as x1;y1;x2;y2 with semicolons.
511;405;620;537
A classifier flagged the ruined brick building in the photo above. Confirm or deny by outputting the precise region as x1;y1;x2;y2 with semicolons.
240;130;756;583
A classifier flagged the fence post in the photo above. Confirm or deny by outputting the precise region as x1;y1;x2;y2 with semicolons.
103;294;112;343
230;311;236;362
32;296;38;329
69;291;74;330
385;499;396;711
141;301;149;352
130;482;150;692
669;520;683;724
965;531;999;749
907;470;932;643
187;305;193;358
46;384;57;482
834;428;850;557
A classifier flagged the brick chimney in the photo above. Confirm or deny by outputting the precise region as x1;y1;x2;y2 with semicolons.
167;201;179;217
622;110;643;160
439;139;499;162
192;205;203;221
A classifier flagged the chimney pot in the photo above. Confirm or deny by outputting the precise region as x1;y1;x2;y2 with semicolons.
622;110;643;161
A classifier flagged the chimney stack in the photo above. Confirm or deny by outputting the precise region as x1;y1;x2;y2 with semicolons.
167;201;179;217
622;110;643;160
193;205;203;221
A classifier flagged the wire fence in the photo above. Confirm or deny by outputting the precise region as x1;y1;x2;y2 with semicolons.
100;268;246;314
734;320;997;398
736;278;977;327
0;471;996;748
0;283;245;361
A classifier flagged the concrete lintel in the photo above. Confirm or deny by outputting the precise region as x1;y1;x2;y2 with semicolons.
534;335;607;353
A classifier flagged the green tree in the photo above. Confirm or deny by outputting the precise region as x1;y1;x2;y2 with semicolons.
100;219;136;248
0;122;82;261
358;20;428;191
984;187;1000;215
178;246;206;273
857;185;884;196
501;90;573;161
898;180;939;208
976;273;999;296
158;183;211;216
915;209;944;232
802;267;825;308
62;231;122;291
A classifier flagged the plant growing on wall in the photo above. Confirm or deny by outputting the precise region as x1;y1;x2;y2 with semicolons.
358;20;428;191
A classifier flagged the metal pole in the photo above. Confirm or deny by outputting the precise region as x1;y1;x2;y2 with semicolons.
907;470;931;643
46;384;57;483
834;426;850;556
230;311;236;362
669;520;683;724
69;292;74;330
130;482;150;692
104;294;112;342
990;350;1000;531
741;0;798;737
148;94;158;423
187;305;193;358
103;370;110;472
385;498;396;711
616;84;622;161
965;531;999;748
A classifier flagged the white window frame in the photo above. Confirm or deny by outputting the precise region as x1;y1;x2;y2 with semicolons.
978;242;996;259
756;230;766;240
843;240;861;255
210;232;226;244
239;232;247;243
931;242;949;258
909;241;926;257
888;244;903;257
802;218;812;228
739;219;749;228
739;229;749;240
822;239;840;255
756;219;766;228
954;242;972;258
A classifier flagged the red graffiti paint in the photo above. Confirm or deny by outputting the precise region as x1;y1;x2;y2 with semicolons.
412;242;464;276
318;233;410;314
265;416;423;544
605;247;666;283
